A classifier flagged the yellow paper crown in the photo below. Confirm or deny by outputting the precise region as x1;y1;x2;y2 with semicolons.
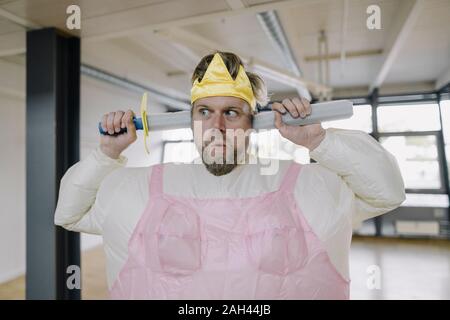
191;53;256;111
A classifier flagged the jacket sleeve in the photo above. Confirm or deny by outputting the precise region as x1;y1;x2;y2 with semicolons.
54;146;127;235
309;128;406;227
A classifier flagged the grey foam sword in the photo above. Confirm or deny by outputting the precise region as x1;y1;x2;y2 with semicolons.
98;94;353;135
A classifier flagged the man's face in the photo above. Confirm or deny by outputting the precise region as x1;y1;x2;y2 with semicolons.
191;96;253;176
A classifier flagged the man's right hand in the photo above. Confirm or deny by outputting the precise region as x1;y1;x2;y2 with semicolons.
100;109;137;159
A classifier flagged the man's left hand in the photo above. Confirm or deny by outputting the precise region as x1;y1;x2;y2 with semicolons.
273;97;326;151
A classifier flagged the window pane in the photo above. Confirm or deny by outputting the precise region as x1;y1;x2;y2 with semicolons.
322;104;372;133
380;135;441;189
440;99;450;188
402;194;449;208
440;99;450;142
163;141;198;163
162;128;193;141
377;104;441;132
446;144;450;187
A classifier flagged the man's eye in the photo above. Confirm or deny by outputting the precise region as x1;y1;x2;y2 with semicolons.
226;110;238;117
200;109;210;116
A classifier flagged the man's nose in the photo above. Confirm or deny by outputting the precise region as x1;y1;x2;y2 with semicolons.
211;113;226;132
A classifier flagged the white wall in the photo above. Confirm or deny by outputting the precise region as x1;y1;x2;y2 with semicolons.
0;94;26;284
0;71;167;283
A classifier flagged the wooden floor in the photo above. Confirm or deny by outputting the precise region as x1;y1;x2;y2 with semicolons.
350;236;450;299
1;237;449;300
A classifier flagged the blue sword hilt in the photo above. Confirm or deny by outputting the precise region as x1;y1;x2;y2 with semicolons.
98;117;144;135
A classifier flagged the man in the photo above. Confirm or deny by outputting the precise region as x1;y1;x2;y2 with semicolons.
55;51;405;299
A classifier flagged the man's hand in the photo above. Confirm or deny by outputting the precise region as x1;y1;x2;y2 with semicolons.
99;109;137;159
273;97;326;151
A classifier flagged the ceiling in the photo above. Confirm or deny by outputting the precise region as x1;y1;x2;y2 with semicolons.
0;0;449;102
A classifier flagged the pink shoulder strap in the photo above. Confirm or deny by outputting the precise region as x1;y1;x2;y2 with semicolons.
279;162;302;192
148;163;164;195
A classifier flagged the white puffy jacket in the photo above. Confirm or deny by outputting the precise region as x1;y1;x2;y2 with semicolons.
54;128;405;288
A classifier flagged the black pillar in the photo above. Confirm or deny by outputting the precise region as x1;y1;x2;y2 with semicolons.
370;88;383;237
26;28;81;299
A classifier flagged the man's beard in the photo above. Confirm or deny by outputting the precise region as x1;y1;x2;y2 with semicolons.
201;142;246;176
204;162;237;176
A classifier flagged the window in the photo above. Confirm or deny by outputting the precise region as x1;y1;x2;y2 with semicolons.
334;97;449;238
163;141;197;163
162;128;197;163
379;135;441;190
402;193;449;208
322;104;372;133
377;103;441;132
